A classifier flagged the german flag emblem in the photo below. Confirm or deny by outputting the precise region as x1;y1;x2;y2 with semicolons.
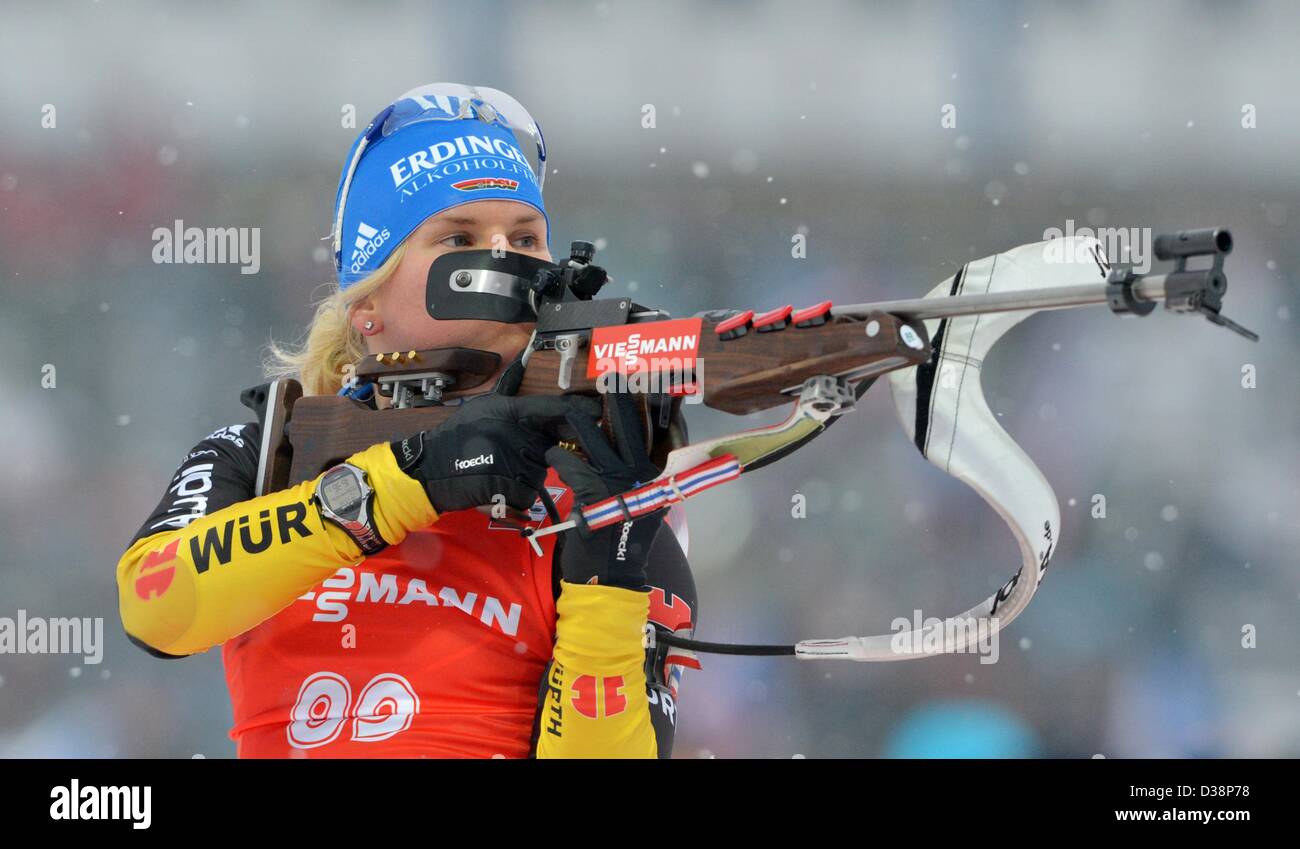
452;177;520;192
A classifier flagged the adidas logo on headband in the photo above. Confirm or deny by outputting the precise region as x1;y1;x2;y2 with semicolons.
349;221;391;275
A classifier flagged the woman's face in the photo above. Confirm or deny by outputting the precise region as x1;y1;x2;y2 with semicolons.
352;199;550;360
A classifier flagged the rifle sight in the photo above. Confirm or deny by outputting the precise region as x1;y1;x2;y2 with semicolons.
1153;228;1232;261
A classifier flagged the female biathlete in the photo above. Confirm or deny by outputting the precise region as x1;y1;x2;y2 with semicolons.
115;83;697;758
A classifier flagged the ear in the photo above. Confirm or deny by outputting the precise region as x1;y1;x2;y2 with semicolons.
350;294;382;336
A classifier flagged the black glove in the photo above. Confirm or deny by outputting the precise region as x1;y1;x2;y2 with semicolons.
392;394;602;516
544;393;664;591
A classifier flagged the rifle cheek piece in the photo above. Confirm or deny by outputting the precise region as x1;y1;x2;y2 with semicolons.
426;250;553;324
424;242;612;325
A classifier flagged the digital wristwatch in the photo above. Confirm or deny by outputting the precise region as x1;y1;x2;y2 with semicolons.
312;463;388;556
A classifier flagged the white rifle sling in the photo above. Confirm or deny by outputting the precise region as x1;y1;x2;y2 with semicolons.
794;236;1106;661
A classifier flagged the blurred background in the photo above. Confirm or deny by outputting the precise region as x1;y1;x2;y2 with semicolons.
1;0;1297;758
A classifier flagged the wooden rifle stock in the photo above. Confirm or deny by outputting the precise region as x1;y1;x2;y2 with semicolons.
250;308;930;491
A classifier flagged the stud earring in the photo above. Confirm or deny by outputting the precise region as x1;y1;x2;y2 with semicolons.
364;320;375;332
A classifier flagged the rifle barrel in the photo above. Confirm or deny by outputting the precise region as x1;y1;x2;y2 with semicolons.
832;276;1168;321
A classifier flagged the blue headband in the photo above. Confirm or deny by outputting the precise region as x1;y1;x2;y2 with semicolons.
332;102;548;288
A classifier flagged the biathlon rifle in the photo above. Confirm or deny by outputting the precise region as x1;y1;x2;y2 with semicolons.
243;228;1255;664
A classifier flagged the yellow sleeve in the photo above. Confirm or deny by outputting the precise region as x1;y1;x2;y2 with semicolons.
117;442;436;657
535;581;657;759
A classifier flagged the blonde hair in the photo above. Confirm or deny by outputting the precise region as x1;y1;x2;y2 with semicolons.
266;241;410;396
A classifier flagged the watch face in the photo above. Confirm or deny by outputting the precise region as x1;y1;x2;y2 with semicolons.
322;470;364;515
